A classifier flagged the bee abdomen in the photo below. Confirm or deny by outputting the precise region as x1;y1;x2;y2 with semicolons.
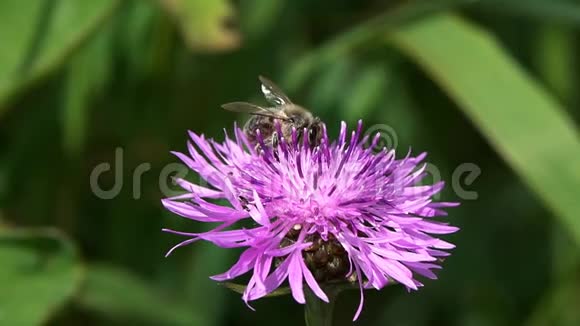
244;116;275;145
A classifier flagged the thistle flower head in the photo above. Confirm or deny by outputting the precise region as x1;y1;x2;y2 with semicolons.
162;121;459;320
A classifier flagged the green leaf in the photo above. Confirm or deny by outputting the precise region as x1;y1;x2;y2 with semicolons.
78;264;201;325
307;58;354;116
159;0;240;51
341;63;388;123
389;15;580;243
62;23;113;157
118;0;159;81
533;24;578;282
0;0;120;115
284;0;472;92
0;228;82;325
526;268;580;326
476;0;580;26
534;24;575;103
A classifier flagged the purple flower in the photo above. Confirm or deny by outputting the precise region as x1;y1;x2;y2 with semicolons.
162;121;459;320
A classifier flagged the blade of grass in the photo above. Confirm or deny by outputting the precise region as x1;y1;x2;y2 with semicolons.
526;266;580;326
389;14;580;244
534;24;575;106
0;0;121;115
476;0;580;26
62;24;113;157
533;24;578;281
284;0;474;92
341;63;388;123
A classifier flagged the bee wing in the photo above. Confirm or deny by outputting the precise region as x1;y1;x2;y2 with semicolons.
259;76;292;106
221;102;289;120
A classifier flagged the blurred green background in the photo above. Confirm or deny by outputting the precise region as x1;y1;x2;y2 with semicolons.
1;0;580;325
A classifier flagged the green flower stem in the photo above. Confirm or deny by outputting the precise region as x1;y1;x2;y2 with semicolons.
304;286;339;326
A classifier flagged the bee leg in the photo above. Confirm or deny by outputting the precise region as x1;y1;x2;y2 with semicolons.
271;132;280;160
271;131;279;148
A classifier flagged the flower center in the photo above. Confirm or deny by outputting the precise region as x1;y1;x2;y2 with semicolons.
302;233;350;282
291;198;337;226
278;229;350;283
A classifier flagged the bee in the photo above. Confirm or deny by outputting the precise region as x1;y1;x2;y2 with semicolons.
222;76;323;149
